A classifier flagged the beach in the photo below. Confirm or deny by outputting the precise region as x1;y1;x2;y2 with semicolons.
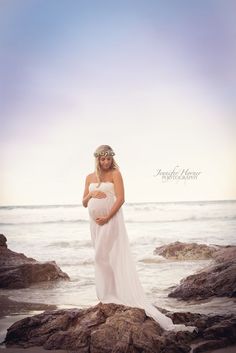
0;200;236;350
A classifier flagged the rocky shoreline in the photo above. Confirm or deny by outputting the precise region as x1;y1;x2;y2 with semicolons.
0;234;69;289
1;236;236;352
154;241;236;300
3;302;236;353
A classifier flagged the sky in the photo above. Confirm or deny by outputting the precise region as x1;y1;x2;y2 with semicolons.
1;0;236;205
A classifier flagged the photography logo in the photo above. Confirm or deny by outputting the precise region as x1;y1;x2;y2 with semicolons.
154;165;201;183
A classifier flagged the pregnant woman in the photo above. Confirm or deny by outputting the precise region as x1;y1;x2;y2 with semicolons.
82;144;197;332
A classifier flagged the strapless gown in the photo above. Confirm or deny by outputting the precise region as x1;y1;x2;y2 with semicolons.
88;182;197;332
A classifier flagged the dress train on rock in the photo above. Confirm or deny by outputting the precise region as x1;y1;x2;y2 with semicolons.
88;182;197;332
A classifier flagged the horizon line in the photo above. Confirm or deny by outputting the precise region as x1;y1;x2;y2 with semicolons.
0;198;236;208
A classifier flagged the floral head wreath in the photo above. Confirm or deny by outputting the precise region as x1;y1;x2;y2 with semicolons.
94;150;115;158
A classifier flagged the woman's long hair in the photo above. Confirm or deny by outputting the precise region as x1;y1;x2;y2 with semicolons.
94;145;119;187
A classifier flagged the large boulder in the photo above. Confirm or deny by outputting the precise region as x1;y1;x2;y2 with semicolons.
168;260;236;300
0;234;69;289
154;241;225;261
168;245;236;300
4;302;236;353
212;246;236;263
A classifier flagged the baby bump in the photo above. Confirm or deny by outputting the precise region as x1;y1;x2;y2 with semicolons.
88;194;114;221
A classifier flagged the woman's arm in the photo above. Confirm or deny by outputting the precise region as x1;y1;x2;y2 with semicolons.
82;175;107;207
82;176;92;208
95;170;125;225
107;170;125;219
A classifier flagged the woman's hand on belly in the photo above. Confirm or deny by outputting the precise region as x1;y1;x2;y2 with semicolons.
88;192;114;223
95;215;110;225
90;190;107;199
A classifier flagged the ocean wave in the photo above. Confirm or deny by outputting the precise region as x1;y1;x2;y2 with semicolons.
1;199;235;212
0;219;89;226
139;256;166;264
1;214;235;226
0;204;80;210
47;240;92;249
125;215;236;223
60;259;94;266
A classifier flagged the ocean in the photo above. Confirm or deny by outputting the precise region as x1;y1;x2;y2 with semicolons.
0;200;236;316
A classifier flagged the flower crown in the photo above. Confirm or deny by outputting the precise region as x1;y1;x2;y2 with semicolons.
94;150;115;158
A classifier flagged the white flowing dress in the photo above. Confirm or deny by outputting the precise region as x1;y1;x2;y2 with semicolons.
88;182;197;332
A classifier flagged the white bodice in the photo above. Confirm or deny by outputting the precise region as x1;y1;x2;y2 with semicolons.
88;182;115;196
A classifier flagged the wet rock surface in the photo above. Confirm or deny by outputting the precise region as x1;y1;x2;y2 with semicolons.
0;234;69;289
165;243;236;300
168;260;236;300
4;302;236;353
154;241;227;261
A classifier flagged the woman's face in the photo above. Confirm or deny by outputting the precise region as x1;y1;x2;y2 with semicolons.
99;156;113;171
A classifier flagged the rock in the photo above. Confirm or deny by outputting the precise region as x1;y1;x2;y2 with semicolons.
0;234;7;247
4;302;236;353
192;339;233;353
154;242;236;301
154;241;224;261
0;234;69;289
168;259;236;300
191;314;236;352
212;246;236;263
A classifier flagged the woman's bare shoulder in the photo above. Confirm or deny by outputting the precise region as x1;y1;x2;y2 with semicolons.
86;172;96;182
111;169;123;180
